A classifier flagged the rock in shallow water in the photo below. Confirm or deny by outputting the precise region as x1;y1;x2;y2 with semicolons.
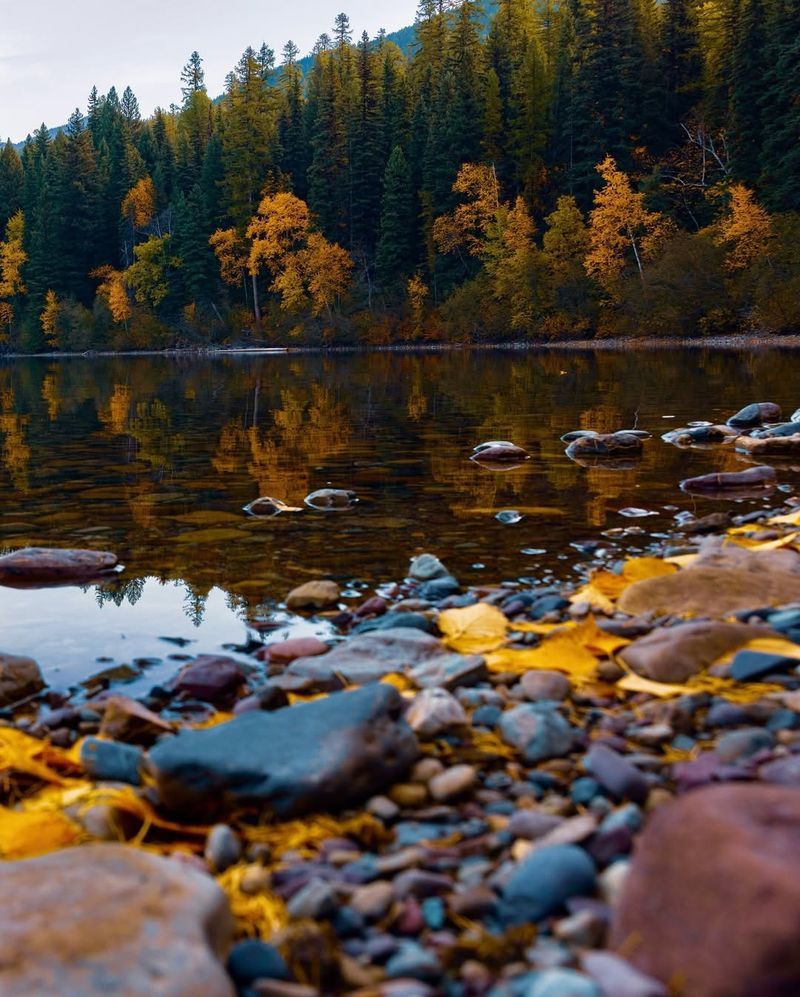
0;843;233;996
0;651;45;706
149;683;418;819
285;580;340;611
0;547;119;587
611;784;800;996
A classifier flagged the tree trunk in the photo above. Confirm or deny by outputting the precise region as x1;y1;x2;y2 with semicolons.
251;274;262;335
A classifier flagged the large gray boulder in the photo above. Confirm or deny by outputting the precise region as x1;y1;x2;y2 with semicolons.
149;683;419;819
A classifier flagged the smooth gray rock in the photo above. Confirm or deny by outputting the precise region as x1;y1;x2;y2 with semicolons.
149;684;419;819
526;970;601;997
408;653;487;690
287;628;448;686
408;553;450;581
501;844;597;924
499;703;575;763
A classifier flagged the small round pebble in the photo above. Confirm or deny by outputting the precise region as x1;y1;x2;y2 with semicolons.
204;823;242;873
428;764;478;802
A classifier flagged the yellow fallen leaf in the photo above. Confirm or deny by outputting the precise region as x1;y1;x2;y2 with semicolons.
617;673;693;698
573;616;630;656
381;672;415;693
0;807;81;858
663;553;699;568
0;727;84;787
438;602;508;654
728;531;800;551
769;509;800;526
571;557;678;612
486;635;599;683
509;621;571;635
569;583;616;614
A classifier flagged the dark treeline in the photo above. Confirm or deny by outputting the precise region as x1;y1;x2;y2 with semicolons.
0;0;798;350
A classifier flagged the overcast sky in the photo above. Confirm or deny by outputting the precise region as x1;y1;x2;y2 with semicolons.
1;0;419;143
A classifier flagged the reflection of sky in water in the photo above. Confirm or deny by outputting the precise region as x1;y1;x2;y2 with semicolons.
0;580;253;691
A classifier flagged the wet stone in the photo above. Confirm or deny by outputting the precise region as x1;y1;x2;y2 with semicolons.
0;652;45;707
428;764;477;801
730;649;800;682
584;745;650;804
408;554;450;582
149;684;419;819
715;727;775;763
406;688;467;738
227;940;290;986
285;580;340;611
171;655;245;705
262;637;330;665
519;670;571;702
0;546;119;587
353;612;434;635
408;652;487;690
204;823;242;873
80;737;142;785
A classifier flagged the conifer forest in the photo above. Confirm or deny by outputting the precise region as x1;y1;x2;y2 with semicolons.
0;0;798;350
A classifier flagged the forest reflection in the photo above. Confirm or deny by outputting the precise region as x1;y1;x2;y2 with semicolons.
0;348;799;625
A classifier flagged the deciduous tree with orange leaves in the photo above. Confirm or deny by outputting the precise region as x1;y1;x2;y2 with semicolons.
584;156;673;295
714;184;773;270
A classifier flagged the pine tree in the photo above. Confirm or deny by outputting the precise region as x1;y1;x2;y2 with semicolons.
180;52;206;103
0;140;23;233
376;146;416;288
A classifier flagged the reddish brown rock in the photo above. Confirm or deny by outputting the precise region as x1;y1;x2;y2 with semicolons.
0;547;118;587
611;784;800;996
0;652;45;706
619;620;771;684
679;465;777;496
0;843;233;996
737;433;800;455
172;655;245;704
98;695;175;745
260;637;330;665
619;544;800;617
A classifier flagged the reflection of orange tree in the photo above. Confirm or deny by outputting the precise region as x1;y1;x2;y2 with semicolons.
213;384;352;502
0;387;31;492
41;368;61;421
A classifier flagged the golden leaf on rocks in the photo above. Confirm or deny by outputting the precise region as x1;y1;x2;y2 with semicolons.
0;727;84;787
728;531;800;551
0;807;80;858
509;621;566;635
216;863;289;939
438;602;508;654
616;673;694;698
486;635;599;683
711;636;800;667
769;510;800;527
570;557;678;612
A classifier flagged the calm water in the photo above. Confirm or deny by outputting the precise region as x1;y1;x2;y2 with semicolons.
1;348;799;687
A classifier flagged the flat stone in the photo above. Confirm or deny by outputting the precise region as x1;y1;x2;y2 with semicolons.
584;745;650;804
286;878;337;919
730;649;800;682
408;653;487;690
501;844;596;925
519;670;571;702
288;628;449;686
352;612;434;635
0;547;118;587
619;544;800;617
736;433;800;456
98;694;175;745
350;880;395;920
499;703;575;763
619;621;770;684
406;688;467;737
715;727;775;763
285;580;340;611
263;638;330;665
507;810;564;840
0;652;45;706
149;684;418;819
0;843;233;996
611;784;800;995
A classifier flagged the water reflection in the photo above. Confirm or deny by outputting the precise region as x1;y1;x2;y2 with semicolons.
0;349;799;677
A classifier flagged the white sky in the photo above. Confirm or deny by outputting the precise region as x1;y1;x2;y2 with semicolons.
1;0;419;143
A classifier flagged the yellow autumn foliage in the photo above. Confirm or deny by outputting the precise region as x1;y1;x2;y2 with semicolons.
570;556;678;613
438;602;508;654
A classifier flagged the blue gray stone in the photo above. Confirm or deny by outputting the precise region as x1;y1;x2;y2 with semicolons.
501;844;597;924
80;737;142;785
525;969;601;997
499;703;575;764
149;684;418;818
716;727;775;763
227;940;289;985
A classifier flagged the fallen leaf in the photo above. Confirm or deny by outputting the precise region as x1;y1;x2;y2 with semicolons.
509;621;570;635
486;635;599;683
438;602;508;654
617;673;693;698
0;807;80;858
0;727;84;787
711;636;800;667
769;509;800;526
570;557;678;612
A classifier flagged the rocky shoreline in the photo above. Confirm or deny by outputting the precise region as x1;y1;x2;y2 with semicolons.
2;509;800;995
5;400;800;995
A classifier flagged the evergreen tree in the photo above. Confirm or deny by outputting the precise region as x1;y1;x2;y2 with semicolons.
376;146;416;288
0;140;23;232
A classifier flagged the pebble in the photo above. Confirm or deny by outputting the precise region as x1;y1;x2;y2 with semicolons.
581;951;669;997
227;940;290;985
597;860;631;907
350;880;396;920
406;688;467;738
286;877;338;919
204;823;242;873
390;783;429;808
285;580;340;611
507;810;564;840
525;968;601;997
385;943;443;981
519;670;571;702
428;764;477;802
584;744;650;804
408;553;450;582
410;758;444;783
715;727;775;763
499;703;575;763
553;908;607;948
501;844;597;925
367;795;401;821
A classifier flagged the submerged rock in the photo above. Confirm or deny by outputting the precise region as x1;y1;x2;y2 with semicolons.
243;497;303;517
736;433;800;455
679;465;777;496
0;547;118;587
565;433;644;458
304;488;358;511
285;580;340;611
662;424;738;446
149;683;419;818
470;442;530;463
0;844;233;996
611;784;800;996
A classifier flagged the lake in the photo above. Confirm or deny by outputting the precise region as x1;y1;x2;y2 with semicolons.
1;348;798;689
